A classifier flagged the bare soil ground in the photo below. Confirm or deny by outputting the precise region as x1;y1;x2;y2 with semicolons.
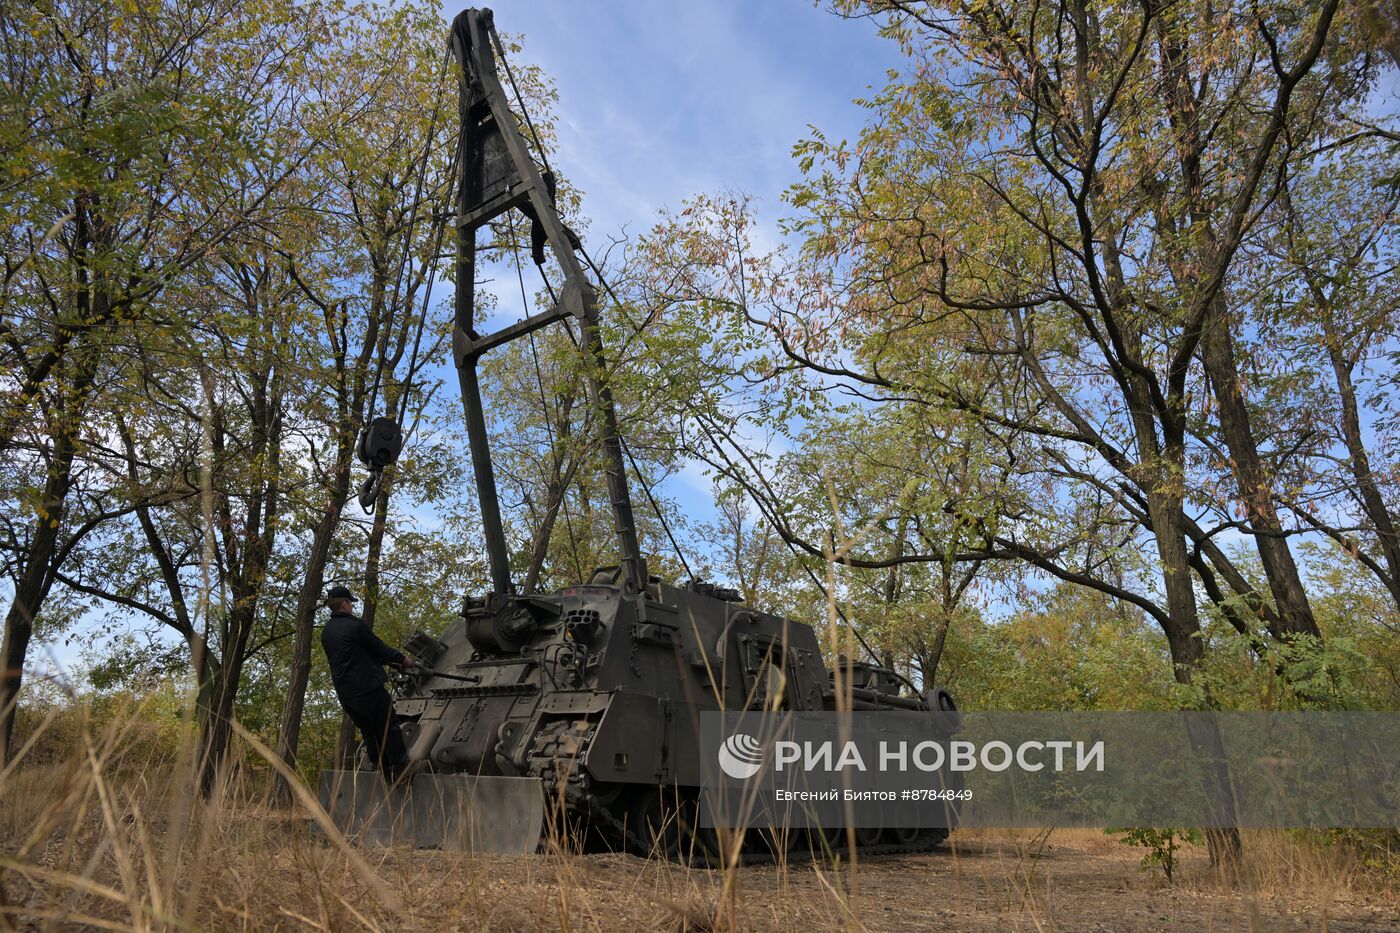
4;752;1396;932
330;829;1400;932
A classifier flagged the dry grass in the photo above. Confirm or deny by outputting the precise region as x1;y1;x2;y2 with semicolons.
2;704;1398;932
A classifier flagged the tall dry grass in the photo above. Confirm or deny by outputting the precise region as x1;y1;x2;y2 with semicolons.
0;697;793;931
2;698;1396;932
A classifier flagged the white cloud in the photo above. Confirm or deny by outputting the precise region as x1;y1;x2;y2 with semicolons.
471;0;900;241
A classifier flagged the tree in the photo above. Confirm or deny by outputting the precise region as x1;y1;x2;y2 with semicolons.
270;0;456;799
1258;146;1400;612
785;0;1354;666
627;0;1382;866
0;0;321;763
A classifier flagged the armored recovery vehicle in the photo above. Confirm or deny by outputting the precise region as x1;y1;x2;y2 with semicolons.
318;7;962;858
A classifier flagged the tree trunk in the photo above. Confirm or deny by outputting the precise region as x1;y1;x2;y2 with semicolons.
1186;714;1245;876
522;456;580;595
271;454;354;805
1200;307;1320;641
0;351;95;764
196;526;274;794
196;339;282;795
1326;339;1400;610
0;531;59;764
522;385;579;593
920;556;956;685
922;612;954;686
1146;476;1243;872
198;638;249;795
192;645;222;752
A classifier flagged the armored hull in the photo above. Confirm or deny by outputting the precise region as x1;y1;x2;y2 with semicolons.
320;574;961;856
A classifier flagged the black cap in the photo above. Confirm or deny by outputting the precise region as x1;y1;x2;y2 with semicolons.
326;584;356;603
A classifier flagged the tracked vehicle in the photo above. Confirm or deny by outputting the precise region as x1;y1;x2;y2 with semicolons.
319;7;961;857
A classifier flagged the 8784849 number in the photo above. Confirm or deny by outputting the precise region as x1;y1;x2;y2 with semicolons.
902;788;973;802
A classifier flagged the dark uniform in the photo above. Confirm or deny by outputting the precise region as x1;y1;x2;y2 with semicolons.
321;586;409;781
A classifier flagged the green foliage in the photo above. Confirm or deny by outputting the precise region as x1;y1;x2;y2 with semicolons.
12;682;188;773
1185;545;1400;711
1188;631;1376;712
1108;827;1202;883
942;585;1176;710
1304;829;1400;879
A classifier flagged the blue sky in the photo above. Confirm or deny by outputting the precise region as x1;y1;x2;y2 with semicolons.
483;0;900;243
462;0;905;536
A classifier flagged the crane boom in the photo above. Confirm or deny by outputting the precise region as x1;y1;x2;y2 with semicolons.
447;7;646;595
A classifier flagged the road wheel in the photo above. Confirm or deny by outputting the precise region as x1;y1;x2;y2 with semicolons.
854;825;884;848
629;786;685;860
887;825;921;847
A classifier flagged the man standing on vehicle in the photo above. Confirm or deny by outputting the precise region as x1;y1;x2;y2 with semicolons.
321;584;414;783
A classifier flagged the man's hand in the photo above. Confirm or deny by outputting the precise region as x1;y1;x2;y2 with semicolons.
396;657;418;672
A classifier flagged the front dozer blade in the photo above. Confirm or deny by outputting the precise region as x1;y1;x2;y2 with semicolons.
318;770;545;852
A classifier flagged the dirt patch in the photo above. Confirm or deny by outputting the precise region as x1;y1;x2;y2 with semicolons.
4;781;1395;932
354;830;1400;932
